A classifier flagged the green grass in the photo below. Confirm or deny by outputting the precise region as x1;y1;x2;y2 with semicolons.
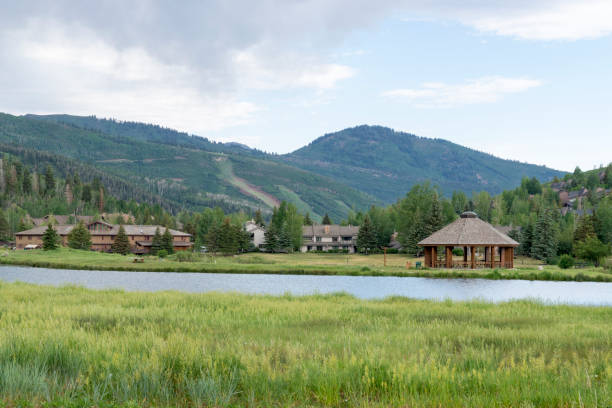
1;248;612;282
0;282;610;407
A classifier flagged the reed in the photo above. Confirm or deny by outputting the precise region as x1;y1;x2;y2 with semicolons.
0;281;610;406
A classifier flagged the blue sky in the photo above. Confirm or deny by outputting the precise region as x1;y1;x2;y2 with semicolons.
1;1;611;171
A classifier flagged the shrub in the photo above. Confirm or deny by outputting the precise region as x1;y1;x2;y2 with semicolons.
452;248;464;256
175;251;200;262
157;249;168;259
558;254;575;269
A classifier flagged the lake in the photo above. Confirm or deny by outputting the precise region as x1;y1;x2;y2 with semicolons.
0;265;611;305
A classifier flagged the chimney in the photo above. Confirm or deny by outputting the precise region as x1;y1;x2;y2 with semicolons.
324;225;330;234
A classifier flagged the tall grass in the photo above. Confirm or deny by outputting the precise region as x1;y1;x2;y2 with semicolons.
0;282;610;406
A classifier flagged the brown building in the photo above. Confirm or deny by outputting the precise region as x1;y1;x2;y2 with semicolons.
418;211;519;269
16;221;192;253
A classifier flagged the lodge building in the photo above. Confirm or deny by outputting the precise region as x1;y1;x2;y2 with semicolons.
16;221;192;253
301;224;359;253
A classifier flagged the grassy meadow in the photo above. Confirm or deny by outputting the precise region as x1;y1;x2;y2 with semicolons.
0;281;610;407
1;247;612;282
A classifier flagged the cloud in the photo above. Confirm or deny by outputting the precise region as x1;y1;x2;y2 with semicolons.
382;76;542;107
457;0;612;40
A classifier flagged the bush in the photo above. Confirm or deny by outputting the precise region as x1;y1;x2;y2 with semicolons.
452;248;464;256
386;248;399;254
558;254;575;269
175;251;200;262
157;249;168;259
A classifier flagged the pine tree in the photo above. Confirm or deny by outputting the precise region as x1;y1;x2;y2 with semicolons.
42;224;59;250
321;213;332;225
254;209;264;227
0;210;10;241
44;165;55;196
264;223;279;252
518;222;534;256
67;221;92;250
574;216;595;246
111;225;131;255
204;224;221;254
162;227;174;254
531;209;558;261
357;215;377;254
22;167;32;195
151;227;163;255
303;212;313;226
425;194;444;236
278;223;292;252
81;185;92;203
98;187;105;212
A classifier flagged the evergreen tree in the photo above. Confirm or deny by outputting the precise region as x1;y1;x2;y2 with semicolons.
151;227;163;255
531;209;558;260
263;223;279;252
356;215;377;254
425;194;444;236
67;221;92;250
278;223;292;252
111;225;131;255
321;213;332;225
42;224;59;250
518;222;534;256
22;167;32;195
574;215;596;246
254;209;264;227
162;227;174;254
0;210;10;241
81;185;92;203
204;224;221;254
303;212;313;226
44;165;55;196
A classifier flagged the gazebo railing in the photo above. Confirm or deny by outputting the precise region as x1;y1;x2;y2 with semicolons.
433;260;514;269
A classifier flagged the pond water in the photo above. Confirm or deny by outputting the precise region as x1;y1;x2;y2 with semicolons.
0;265;611;305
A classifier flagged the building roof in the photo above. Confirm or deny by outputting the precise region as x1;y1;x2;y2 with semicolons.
302;224;359;237
16;223;191;237
418;212;519;247
136;240;193;247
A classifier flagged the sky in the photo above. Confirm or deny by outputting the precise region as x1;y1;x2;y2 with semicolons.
1;1;611;172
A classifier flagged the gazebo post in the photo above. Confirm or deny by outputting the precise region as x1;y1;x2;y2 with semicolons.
445;246;453;268
463;246;467;266
490;246;495;268
470;246;475;269
500;246;506;267
424;246;431;267
432;246;437;267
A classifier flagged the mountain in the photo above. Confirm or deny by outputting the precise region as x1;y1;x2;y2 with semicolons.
284;125;565;203
0;113;376;221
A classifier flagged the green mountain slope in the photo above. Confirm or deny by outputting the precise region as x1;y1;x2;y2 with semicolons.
284;125;565;203
0;113;376;220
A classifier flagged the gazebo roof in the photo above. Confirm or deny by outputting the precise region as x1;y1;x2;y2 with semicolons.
418;212;519;247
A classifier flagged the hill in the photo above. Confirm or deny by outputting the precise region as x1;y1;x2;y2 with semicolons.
284;125;565;203
0;114;376;221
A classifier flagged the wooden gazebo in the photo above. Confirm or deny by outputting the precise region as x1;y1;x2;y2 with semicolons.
418;211;519;269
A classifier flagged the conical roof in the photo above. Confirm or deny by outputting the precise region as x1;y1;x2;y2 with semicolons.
418;212;519;247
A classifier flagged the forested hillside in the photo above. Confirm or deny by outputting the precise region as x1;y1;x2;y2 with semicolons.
0;152;180;240
284;125;564;202
0;113;376;221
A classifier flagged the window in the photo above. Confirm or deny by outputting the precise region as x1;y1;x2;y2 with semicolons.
315;237;321;242
332;237;338;242
316;246;323;251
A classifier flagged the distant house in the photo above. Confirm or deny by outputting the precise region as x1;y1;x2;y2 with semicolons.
301;224;359;253
244;220;266;249
16;221;192;253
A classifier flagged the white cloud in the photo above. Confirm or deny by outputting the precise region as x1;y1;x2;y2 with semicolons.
382;76;542;107
461;0;612;40
232;49;354;91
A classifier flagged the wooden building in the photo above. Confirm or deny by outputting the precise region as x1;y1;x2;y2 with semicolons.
418;211;519;269
301;224;359;253
16;221;192;253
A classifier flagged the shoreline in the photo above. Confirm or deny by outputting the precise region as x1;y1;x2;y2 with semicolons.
1;256;611;282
